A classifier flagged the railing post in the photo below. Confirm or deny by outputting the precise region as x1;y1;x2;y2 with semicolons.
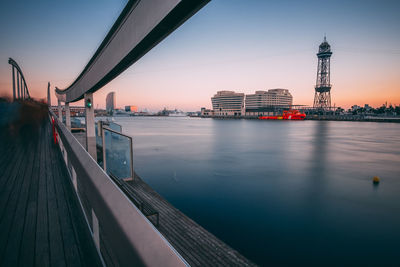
71;166;77;191
102;127;106;171
17;71;20;99
47;82;51;106
21;79;23;99
12;67;16;101
92;209;100;250
22;79;25;99
84;93;97;161
65;102;71;130
58;99;63;122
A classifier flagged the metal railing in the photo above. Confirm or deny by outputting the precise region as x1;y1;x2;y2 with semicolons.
8;58;30;101
49;109;188;267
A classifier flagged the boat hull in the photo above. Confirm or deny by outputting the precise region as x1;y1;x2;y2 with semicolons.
259;110;306;120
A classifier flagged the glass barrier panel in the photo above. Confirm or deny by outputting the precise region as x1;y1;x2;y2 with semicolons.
71;118;82;128
108;122;122;133
96;122;104;167
103;128;133;180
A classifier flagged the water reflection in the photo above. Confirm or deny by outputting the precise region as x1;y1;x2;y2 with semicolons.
304;121;329;210
310;121;329;179
114;117;400;266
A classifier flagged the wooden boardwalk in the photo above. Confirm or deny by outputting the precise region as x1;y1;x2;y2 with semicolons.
0;121;102;267
127;176;256;267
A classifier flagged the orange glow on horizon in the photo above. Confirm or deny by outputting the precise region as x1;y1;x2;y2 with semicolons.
0;71;399;111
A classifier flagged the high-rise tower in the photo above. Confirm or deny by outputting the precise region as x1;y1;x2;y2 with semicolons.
313;37;332;110
106;92;116;112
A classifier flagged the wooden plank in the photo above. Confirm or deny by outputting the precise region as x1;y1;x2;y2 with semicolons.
132;183;214;266
0;116;102;266
126;175;256;266
51;122;102;267
0;139;21;193
50;135;81;267
0;138;15;177
19;138;40;260
34;124;50;267
1;139;36;266
0;142;28;260
145;189;242;266
46;124;67;267
20;126;46;267
100;230;119;267
128;180;217;265
61;175;103;266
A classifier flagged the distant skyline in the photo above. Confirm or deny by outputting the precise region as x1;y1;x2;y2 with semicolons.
0;0;399;111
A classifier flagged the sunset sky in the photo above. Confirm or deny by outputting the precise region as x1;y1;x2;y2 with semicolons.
0;0;399;111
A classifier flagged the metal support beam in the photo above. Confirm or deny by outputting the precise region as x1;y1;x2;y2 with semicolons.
55;0;210;103
8;58;30;100
65;102;71;130
58;99;62;122
84;93;96;161
12;67;16;101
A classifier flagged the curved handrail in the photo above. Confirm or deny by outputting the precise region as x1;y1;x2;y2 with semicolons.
8;57;30;100
55;0;209;103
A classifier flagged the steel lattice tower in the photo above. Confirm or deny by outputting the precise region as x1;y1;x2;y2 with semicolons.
313;37;332;110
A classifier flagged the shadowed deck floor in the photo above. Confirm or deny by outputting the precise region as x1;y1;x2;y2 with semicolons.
0;121;102;267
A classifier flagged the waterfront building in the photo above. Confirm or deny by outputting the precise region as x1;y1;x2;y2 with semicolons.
351;105;361;111
245;89;293;109
211;91;245;116
364;104;372;112
125;105;138;112
106;92;116;112
245;89;293;116
201;107;214;117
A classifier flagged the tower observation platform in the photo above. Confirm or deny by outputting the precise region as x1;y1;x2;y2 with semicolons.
314;37;333;110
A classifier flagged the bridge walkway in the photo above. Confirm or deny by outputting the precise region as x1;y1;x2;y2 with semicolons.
0;120;102;267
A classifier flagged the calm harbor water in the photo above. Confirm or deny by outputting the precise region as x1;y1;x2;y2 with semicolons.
115;117;400;266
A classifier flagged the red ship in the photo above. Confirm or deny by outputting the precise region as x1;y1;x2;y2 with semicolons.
259;110;306;120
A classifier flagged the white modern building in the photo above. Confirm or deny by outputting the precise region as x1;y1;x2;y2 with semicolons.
206;89;294;117
106;92;116;112
211;91;245;116
245;89;293;109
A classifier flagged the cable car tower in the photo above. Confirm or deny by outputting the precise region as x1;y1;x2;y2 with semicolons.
313;36;332;110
